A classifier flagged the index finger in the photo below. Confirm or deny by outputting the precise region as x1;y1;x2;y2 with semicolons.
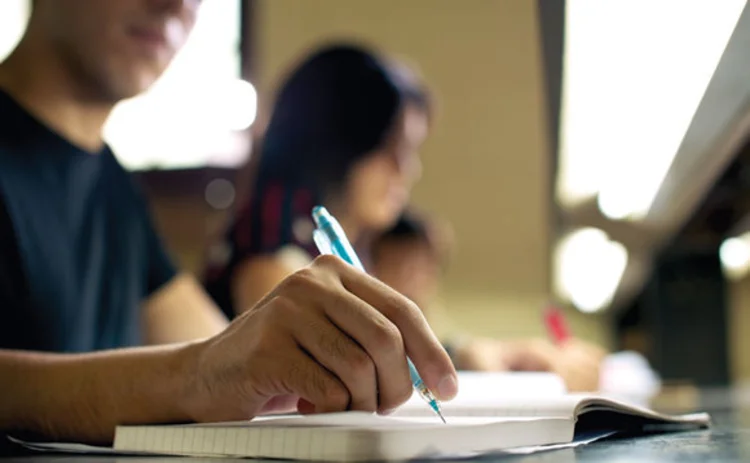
332;260;458;401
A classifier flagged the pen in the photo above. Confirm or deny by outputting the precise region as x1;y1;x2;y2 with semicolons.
312;205;447;423
544;304;571;345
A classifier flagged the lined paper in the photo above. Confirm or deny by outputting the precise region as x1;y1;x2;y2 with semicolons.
9;393;711;461
112;413;577;461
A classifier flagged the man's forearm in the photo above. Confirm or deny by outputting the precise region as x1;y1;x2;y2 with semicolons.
0;342;201;444
142;274;229;345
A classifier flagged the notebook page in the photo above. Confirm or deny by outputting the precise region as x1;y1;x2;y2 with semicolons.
118;412;535;432
395;394;585;419
574;396;712;426
400;372;565;409
114;414;575;461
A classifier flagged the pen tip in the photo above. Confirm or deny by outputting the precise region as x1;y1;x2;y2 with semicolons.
429;399;446;424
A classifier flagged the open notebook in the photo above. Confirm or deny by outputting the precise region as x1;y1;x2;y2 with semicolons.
17;393;709;461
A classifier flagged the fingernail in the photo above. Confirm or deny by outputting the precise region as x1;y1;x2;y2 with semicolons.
381;408;396;416
437;375;458;400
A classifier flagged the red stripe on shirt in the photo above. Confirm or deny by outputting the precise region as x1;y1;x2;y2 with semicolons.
262;183;284;250
235;202;253;251
294;188;313;217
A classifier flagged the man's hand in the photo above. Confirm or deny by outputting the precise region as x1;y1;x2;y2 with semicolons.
183;255;458;422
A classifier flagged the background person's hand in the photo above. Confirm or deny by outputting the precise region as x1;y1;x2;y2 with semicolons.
509;338;607;392
453;337;606;392
182;255;458;423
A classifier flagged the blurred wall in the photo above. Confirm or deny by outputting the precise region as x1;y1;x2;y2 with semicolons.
255;0;609;345
728;276;750;383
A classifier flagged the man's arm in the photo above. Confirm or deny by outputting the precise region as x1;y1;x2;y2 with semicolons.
142;274;228;345
0;274;227;444
1;257;457;446
0;343;198;444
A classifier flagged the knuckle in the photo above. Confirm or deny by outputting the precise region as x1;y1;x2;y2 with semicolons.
371;320;404;354
267;295;300;319
288;361;349;411
402;298;423;319
347;349;376;377
281;268;328;296
312;253;344;271
383;294;423;322
323;382;350;410
283;268;317;290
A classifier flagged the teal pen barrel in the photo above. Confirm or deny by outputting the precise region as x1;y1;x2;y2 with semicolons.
312;206;365;269
407;358;424;389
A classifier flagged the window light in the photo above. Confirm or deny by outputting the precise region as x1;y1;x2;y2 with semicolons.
556;0;745;220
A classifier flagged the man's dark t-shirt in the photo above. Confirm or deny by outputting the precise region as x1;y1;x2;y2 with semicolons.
0;90;177;352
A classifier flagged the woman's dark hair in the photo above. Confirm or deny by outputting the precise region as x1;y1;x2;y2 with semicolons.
258;43;430;199
204;42;430;317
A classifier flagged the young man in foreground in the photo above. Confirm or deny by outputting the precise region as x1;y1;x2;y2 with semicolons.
0;0;457;446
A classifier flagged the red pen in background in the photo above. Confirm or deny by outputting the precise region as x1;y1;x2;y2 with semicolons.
544;305;571;345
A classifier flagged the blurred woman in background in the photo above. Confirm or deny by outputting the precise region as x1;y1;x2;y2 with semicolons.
203;43;605;391
204;43;429;316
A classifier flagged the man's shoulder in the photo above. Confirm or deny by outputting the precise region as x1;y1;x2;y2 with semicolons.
98;149;161;233
101;148;147;199
0;140;32;209
0;137;24;165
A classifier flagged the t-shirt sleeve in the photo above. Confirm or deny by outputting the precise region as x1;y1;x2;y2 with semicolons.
0;194;28;309
142;203;178;295
107;151;177;298
0;193;36;350
0;195;17;303
117;166;178;296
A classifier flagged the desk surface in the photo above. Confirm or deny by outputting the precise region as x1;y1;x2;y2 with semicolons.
3;395;748;463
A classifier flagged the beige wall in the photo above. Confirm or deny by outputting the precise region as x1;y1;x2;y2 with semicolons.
728;276;750;383
255;0;610;346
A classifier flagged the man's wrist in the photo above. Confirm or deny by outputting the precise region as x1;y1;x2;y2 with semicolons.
172;340;208;423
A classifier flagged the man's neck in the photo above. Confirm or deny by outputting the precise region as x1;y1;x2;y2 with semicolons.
0;37;114;152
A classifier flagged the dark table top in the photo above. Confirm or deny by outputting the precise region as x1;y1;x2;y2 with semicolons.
2;391;748;462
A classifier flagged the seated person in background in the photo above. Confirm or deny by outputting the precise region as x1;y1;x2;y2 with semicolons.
370;210;607;392
203;42;604;392
0;1;456;448
204;43;431;316
370;209;452;315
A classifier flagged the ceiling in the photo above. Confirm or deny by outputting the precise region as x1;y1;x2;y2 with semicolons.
549;1;750;312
